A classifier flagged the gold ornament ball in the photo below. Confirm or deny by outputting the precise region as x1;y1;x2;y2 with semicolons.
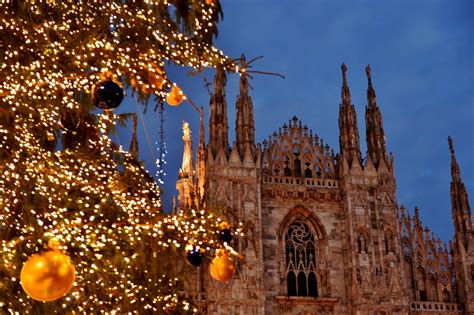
20;251;75;302
166;85;185;106
219;221;231;230
210;252;235;282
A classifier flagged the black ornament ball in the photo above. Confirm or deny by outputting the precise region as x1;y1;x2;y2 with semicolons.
93;80;124;110
219;229;233;243
186;250;203;267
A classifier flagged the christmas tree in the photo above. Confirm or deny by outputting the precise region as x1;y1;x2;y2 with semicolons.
0;1;239;313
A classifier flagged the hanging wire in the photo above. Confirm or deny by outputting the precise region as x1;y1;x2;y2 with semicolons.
134;101;157;162
184;96;203;116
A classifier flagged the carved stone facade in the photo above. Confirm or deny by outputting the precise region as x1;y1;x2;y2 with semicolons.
178;63;473;314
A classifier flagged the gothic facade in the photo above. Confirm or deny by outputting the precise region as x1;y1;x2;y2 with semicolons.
177;60;474;315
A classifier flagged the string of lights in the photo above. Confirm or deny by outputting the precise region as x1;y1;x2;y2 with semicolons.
1;1;242;313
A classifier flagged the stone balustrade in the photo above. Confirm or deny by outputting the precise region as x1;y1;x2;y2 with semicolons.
410;301;463;313
263;175;339;188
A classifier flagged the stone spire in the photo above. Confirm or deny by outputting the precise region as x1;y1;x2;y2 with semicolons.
365;65;387;169
208;65;229;157
449;136;474;314
341;63;351;104
235;54;255;158
449;136;472;249
176;121;194;207
129;113;139;160
196;107;206;200
180;121;194;178
338;63;361;167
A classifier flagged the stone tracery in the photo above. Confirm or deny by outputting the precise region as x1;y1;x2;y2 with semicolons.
285;219;318;297
400;206;454;303
262;116;337;181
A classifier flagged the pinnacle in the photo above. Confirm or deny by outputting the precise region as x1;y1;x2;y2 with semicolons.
448;136;455;154
341;63;347;78
365;64;372;81
213;65;226;96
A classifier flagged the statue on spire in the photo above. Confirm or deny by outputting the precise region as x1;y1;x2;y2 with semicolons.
365;64;372;81
448;136;455;154
239;54;249;95
341;63;348;84
449;136;462;183
341;63;351;104
366;64;376;101
179;121;194;179
182;121;191;142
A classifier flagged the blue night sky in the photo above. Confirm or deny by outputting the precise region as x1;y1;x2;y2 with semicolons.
117;0;473;243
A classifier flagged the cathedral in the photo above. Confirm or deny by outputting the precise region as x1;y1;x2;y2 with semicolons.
176;60;474;315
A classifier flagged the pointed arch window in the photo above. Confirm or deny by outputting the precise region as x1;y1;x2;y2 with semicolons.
314;166;322;178
285;219;318;297
303;158;312;178
384;232;393;254
294;158;302;177
293;147;302;177
284;155;292;176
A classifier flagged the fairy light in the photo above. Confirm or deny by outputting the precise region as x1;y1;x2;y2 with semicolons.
1;0;242;313
156;103;168;185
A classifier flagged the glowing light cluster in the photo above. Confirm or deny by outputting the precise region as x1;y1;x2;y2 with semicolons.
0;1;242;313
1;0;237;104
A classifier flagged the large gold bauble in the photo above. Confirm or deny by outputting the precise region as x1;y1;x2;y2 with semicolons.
20;251;75;302
166;85;185;106
210;252;235;282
